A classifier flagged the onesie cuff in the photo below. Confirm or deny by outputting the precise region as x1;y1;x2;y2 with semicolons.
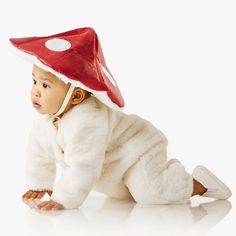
51;188;87;209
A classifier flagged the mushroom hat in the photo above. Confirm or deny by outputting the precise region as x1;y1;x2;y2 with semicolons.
9;27;125;112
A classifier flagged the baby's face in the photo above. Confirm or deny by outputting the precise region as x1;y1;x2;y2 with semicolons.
31;65;71;115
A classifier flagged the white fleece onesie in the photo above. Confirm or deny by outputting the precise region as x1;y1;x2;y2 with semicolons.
25;95;193;209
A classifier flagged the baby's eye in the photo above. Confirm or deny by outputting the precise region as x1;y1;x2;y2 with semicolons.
43;83;50;89
33;79;36;85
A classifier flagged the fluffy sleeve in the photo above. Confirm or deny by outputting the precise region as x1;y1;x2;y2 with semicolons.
25;117;56;191
51;104;108;209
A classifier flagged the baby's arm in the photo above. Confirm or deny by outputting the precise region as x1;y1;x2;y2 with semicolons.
51;107;108;209
23;118;56;200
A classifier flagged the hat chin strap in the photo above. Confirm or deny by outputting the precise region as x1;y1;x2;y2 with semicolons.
50;84;75;119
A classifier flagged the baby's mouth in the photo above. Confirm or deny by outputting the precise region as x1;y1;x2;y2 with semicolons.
33;102;41;109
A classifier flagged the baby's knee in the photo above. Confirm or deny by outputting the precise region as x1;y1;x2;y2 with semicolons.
124;161;165;204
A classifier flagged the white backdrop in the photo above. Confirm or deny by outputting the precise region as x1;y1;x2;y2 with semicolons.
0;0;235;236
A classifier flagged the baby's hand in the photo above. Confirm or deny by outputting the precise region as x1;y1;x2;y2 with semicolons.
22;190;53;201
37;200;64;211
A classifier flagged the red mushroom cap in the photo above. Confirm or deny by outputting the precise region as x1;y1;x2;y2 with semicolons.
9;27;125;111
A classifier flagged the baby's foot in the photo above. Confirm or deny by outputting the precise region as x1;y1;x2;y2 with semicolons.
192;166;232;199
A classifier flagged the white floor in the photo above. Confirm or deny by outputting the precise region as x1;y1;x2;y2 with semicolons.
2;191;234;236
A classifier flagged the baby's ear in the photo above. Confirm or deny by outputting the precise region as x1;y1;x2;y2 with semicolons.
71;88;87;105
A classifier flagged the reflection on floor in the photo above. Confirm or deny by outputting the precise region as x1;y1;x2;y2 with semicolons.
24;194;232;236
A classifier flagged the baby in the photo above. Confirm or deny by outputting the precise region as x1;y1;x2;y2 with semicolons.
9;27;231;211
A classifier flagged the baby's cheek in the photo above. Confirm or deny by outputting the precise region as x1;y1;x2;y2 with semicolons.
48;98;61;112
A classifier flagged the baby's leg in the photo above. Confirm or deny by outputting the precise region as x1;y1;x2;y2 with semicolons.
123;149;194;204
192;179;207;196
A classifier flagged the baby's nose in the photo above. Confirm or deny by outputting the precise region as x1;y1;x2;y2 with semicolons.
32;88;40;97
